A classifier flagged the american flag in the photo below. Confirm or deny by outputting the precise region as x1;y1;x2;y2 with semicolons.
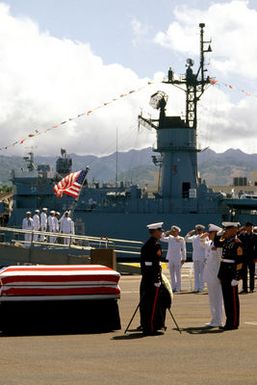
54;169;88;199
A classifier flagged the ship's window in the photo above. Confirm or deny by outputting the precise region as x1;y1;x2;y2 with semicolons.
171;165;177;175
182;182;190;198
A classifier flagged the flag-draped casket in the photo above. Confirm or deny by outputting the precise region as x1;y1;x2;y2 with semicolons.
0;265;121;334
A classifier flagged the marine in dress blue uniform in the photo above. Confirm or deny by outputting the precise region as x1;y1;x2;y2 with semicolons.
215;222;244;330
238;222;257;293
140;222;171;335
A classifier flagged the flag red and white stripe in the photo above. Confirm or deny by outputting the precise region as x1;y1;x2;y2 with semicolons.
0;265;120;301
53;169;88;198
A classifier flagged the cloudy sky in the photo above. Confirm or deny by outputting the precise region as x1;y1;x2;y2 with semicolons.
1;0;257;155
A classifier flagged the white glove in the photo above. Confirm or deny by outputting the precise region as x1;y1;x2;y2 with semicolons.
154;282;161;288
231;279;239;287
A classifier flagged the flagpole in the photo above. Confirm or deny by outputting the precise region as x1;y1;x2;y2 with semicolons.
69;166;90;218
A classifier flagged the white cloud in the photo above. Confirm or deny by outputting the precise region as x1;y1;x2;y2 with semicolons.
154;0;257;79
131;18;150;47
0;3;157;156
154;0;257;153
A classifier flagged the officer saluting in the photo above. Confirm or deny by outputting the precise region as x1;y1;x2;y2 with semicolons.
215;222;244;330
140;222;170;336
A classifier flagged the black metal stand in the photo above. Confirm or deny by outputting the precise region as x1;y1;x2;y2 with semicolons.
168;308;182;334
124;301;141;334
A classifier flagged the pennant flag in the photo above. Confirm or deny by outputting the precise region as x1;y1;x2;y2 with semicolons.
53;169;89;199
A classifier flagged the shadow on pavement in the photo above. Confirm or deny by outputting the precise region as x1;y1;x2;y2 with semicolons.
112;332;145;340
182;326;224;334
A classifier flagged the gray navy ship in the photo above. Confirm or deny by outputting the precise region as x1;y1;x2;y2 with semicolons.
8;24;257;240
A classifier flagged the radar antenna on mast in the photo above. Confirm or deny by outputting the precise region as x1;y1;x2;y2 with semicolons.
163;22;212;129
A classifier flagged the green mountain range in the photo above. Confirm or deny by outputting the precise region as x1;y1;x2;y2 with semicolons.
0;147;256;187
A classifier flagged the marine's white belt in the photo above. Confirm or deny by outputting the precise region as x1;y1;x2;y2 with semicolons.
221;259;235;263
144;262;161;266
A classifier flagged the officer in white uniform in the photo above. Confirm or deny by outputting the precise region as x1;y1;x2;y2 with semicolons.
32;209;40;242
48;210;57;243
161;225;186;292
185;224;206;292
40;208;48;241
202;224;224;327
60;211;73;245
22;211;34;246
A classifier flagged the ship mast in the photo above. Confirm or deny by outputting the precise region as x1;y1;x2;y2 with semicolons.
165;23;212;129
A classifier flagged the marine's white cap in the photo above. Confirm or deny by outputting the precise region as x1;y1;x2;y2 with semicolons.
208;223;222;232
50;210;55;214
35;209;40;213
222;222;240;229
171;225;181;233
147;222;164;230
26;211;32;215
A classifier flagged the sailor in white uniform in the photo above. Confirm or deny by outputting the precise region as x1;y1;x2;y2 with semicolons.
54;211;60;232
48;210;57;243
202;224;224;327
185;224;206;292
22;211;34;246
32;209;40;242
161;225;186;292
60;211;73;245
40;208;48;241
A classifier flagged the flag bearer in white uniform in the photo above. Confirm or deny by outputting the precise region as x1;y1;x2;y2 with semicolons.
48;210;57;243
22;211;34;246
161;225;186;292
40;208;48;241
202;224;224;327
185;224;206;292
32;209;40;242
60;211;73;245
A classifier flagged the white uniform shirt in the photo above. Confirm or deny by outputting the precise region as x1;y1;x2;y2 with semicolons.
203;239;222;283
22;217;34;230
48;215;56;232
40;212;48;229
53;217;59;232
60;217;73;233
185;234;206;261
161;235;186;264
33;214;40;231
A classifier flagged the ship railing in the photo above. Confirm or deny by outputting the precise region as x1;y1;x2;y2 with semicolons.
0;226;143;258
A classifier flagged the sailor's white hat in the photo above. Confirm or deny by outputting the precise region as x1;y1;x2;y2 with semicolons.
208;223;222;232
35;209;40;213
26;211;32;215
56;211;60;215
171;225;181;232
50;210;55;214
42;207;48;211
147;222;164;230
222;222;240;229
195;224;205;230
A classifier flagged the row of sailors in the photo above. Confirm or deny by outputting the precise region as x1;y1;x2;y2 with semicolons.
22;208;75;245
140;221;256;334
161;222;257;294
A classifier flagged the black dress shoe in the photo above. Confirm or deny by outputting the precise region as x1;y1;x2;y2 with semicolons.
221;325;238;331
239;290;248;294
142;330;164;336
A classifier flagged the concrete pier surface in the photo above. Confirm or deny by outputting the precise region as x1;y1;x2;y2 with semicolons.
1;271;257;385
